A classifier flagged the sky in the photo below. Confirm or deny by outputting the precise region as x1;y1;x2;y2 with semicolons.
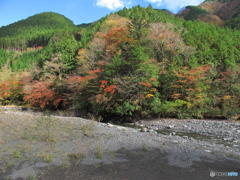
0;0;205;27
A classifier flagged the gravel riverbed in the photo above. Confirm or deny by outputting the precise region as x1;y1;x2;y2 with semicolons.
0;109;240;179
136;118;240;139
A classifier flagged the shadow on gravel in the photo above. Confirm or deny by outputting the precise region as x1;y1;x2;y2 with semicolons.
38;148;240;180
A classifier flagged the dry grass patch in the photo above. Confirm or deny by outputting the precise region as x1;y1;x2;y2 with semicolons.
0;111;101;175
68;149;87;160
80;121;96;137
0;113;111;180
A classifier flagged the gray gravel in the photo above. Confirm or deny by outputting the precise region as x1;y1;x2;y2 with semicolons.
137;118;240;139
0;109;240;179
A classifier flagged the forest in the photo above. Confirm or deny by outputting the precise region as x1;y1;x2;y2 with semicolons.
0;5;239;121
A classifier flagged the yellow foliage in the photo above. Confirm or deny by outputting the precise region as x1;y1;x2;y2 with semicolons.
150;88;157;92
99;14;130;33
196;87;203;92
76;48;86;60
133;100;139;105
187;102;193;108
136;106;141;110
146;94;154;98
223;95;231;100
173;85;183;88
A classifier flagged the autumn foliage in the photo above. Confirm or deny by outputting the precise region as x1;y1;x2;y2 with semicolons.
23;81;64;109
173;65;211;107
0;81;23;105
0;6;239;120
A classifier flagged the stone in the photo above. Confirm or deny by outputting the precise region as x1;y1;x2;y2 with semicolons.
166;125;172;129
223;138;232;141
204;150;211;153
153;127;158;131
107;123;114;127
140;127;148;132
147;128;154;132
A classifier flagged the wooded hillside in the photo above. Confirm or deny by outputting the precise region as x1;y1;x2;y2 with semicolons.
0;12;78;50
178;0;240;27
0;6;239;120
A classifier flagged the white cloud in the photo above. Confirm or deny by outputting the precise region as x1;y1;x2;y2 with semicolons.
146;0;163;6
96;0;134;10
96;0;124;10
145;0;204;13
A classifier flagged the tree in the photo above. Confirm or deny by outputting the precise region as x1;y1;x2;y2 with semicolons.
127;14;149;44
148;22;195;64
23;81;65;109
42;53;67;81
47;30;79;73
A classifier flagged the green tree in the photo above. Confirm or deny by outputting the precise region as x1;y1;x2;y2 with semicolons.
47;30;79;73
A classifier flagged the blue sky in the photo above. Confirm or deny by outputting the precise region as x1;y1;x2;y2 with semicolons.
0;0;204;27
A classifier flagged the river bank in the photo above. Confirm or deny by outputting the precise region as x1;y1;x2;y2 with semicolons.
0;110;239;179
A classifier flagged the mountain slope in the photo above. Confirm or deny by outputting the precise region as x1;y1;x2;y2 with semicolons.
215;0;240;20
177;0;240;25
0;12;77;38
0;12;78;50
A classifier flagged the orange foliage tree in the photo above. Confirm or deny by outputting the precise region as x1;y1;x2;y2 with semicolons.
0;80;23;105
23;81;65;109
172;65;211;109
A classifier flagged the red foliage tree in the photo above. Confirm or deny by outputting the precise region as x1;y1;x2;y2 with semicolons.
23;81;64;109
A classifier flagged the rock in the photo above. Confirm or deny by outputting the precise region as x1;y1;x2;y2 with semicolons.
172;132;176;135
233;144;240;147
223;137;232;141
233;140;239;143
150;131;158;134
140;127;148;132
107;123;114;127
116;126;128;130
147;128;154;132
166;125;173;129
204;150;211;153
225;146;231;149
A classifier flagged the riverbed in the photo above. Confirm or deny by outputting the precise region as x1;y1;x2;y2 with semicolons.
0;109;239;179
